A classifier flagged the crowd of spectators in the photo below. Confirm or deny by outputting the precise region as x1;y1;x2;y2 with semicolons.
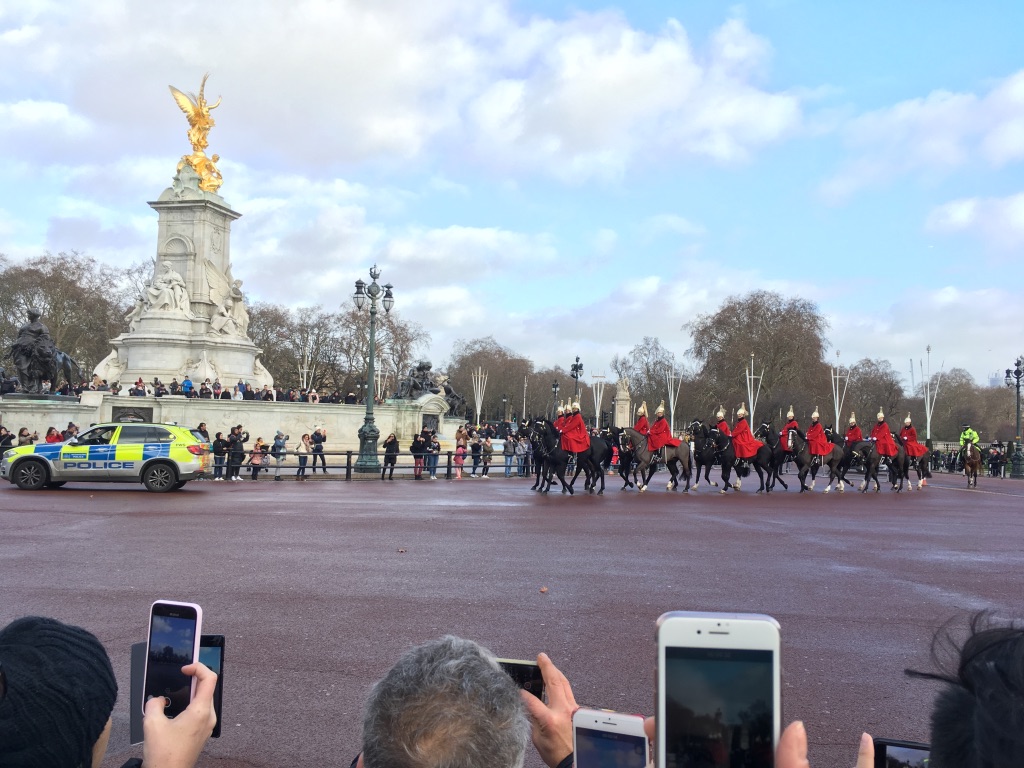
1;610;1020;768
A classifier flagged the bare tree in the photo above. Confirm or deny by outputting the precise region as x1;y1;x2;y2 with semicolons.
846;358;905;430
610;337;681;416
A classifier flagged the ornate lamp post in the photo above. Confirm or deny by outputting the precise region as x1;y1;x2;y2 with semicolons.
570;356;583;401
352;265;394;472
1005;357;1023;478
551;380;560;418
502;394;508;422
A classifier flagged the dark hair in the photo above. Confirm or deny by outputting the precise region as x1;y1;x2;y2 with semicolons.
906;612;1024;768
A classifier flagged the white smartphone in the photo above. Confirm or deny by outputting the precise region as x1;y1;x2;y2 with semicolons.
142;600;203;718
656;611;781;768
573;708;650;768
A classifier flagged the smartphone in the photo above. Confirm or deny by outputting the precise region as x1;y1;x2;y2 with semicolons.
573;708;650;768
142;600;203;718
199;634;225;738
496;658;546;700
873;738;930;768
656;611;781;768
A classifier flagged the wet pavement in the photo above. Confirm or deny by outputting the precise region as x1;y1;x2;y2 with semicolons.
2;470;1022;767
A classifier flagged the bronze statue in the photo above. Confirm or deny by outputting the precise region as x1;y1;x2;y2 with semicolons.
7;309;58;394
169;73;224;193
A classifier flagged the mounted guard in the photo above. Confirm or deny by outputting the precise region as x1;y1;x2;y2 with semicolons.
731;403;764;468
805;408;833;469
647;401;679;465
870;408;899;464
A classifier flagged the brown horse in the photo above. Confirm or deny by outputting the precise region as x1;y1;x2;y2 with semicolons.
964;443;982;488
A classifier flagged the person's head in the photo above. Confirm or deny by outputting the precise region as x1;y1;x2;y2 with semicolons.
908;614;1024;768
198;422;206;431
361;636;529;768
45;427;57;437
849;412;857;426
962;423;971;431
0;616;117;768
877;408;886;423
215;432;223;440
811;407;820;424
302;433;310;442
18;428;29;439
904;413;913;426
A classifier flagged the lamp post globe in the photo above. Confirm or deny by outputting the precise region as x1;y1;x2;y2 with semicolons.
353;265;394;472
551;380;559;418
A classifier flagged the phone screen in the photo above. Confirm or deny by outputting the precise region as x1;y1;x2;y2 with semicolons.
664;647;775;768
496;659;545;700
198;636;224;738
576;727;648;768
144;604;198;718
874;740;930;768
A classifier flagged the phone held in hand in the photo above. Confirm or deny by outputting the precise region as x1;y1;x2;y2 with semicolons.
199;634;225;738
656;611;781;768
573;708;650;768
496;658;546;700
142;600;203;718
872;738;930;768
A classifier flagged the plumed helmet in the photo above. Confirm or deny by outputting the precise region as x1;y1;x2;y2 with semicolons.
787;405;794;420
637;401;647;417
737;402;748;418
904;412;912;425
656;400;666;415
556;402;564;415
715;404;725;420
572;401;580;412
811;407;820;420
849;411;856;425
877;408;885;421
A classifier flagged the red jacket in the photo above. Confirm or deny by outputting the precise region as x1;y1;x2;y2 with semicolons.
715;419;732;437
559;412;590;453
845;425;863;444
648;416;680;450
781;419;800;451
870;421;899;457
899;425;928;458
553;415;566;432
731;418;763;459
806;422;833;456
633;415;649;435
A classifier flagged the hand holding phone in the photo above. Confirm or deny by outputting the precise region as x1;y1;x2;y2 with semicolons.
142;660;218;767
142;600;202;718
497;658;546;700
518;653;579;768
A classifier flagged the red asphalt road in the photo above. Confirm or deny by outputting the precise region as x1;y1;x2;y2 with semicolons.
2;470;1022;768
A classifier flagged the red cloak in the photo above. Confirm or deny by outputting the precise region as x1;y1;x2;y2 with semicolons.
633;415;650;435
731;418;763;459
870;421;899;457
715;419;732;437
559;412;590;453
806;422;833;456
781;419;799;451
845;425;863;444
899;425;928;458
553;415;566;432
648;416;680;450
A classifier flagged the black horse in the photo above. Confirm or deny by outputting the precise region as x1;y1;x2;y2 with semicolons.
787;429;846;493
620;427;691;492
686;420;719;490
849;439;906;493
707;426;775;494
822;427;856;491
752;422;790;492
569;433;615;495
528;419;574;494
608;426;643;490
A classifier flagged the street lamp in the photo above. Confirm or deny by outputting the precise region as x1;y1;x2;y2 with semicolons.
352;265;394;472
1005;357;1023;478
551;380;560;418
570;356;583;400
502;394;508;422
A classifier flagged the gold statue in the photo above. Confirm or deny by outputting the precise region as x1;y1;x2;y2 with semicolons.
169;73;224;193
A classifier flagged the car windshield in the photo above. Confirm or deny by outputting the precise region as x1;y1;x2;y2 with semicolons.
76;427;115;446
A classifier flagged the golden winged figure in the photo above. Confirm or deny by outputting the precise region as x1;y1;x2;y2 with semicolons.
169;73;224;193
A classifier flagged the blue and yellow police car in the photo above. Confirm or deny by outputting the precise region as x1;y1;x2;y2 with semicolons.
1;423;210;492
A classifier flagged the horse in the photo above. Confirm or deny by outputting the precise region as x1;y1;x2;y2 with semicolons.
822;426;856;491
686;420;719;490
707;426;775;494
752;422;790;492
608;427;643;490
787;429;846;493
850;439;906;493
528;419;574;495
568;433;614;494
620;427;691;492
963;443;981;488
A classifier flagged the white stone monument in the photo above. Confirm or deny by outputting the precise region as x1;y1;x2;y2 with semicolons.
94;75;271;390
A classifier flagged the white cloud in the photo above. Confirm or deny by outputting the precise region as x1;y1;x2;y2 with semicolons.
823;70;1024;200
926;192;1024;249
643;213;705;239
0;100;91;134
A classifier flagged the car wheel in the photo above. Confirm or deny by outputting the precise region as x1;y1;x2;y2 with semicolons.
45;481;67;489
13;460;48;490
143;463;177;492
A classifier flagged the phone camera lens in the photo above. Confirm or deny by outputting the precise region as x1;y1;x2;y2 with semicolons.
697;630;702;634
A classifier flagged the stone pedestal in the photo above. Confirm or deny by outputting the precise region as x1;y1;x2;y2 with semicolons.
94;165;271;390
613;379;631;428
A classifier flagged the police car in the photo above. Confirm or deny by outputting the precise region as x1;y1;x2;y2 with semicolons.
1;423;210;492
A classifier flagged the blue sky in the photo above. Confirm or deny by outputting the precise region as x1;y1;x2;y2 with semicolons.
2;0;1022;388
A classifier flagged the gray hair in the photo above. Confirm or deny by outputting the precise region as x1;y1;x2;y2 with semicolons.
362;635;529;768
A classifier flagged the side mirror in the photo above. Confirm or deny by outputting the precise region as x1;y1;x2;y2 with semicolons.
68;437;79;445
